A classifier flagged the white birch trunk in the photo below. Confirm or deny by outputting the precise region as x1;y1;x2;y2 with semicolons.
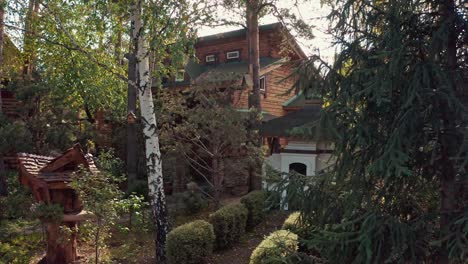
131;1;169;262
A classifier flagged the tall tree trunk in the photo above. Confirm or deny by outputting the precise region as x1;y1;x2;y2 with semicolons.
127;16;138;191
438;0;459;263
212;154;225;208
247;0;261;114
23;0;40;78
246;0;262;191
0;0;7;197
131;1;169;262
126;51;138;190
212;156;220;206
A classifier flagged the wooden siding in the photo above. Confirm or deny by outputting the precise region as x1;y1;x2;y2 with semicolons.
232;64;296;117
1;90;20;118
195;29;288;64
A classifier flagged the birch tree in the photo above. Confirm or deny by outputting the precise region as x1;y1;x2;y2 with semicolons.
130;1;211;261
130;2;169;261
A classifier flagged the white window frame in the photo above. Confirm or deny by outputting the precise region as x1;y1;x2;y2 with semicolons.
175;70;185;82
205;54;216;62
259;75;266;93
226;50;240;59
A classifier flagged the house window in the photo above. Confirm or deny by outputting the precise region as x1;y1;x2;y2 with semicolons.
289;162;307;176
226;50;240;60
205;54;216;63
175;70;185;82
259;76;266;93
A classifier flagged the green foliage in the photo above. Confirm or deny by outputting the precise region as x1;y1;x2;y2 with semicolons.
30;202;63;223
165;220;215;264
115;193;151;232
182;182;208;215
5;79;84;154
0;232;43;264
0;171;34;220
282;212;308;238
241;190;268;230
284;0;468;262
250;230;299;264
94;149;125;178
71;170;125;263
209;203;248;249
159;86;262;202
0;115;33;155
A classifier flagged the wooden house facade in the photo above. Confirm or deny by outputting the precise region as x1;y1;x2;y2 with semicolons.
163;22;307;118
163;23;311;194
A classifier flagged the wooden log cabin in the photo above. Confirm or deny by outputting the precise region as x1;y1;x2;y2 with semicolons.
162;22;310;194
163;22;307;118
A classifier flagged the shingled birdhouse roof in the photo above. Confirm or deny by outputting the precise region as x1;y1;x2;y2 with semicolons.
17;144;98;190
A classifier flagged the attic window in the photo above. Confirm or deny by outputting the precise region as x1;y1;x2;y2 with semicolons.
260;76;266;93
205;54;216;63
175;70;185;82
226;50;240;60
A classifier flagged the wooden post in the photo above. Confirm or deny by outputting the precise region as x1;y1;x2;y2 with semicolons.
45;222;77;264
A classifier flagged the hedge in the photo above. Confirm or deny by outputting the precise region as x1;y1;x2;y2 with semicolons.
282;211;308;237
166;220;215;264
209;203;248;249
250;230;299;264
240;190;268;230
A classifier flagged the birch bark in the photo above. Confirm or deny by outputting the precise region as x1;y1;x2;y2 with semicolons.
131;1;169;262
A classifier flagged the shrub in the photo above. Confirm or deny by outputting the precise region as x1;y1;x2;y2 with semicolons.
250;230;299;264
282;212;308;238
209;203;248;249
166;220;215;264
0;171;34;220
241;190;268;230
182;182;208;215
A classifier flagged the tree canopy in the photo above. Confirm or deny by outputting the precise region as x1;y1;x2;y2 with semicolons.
277;0;467;263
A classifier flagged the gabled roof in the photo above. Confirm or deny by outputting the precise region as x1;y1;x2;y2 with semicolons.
192;57;284;84
282;92;323;109
196;22;307;59
18;144;98;187
197;23;282;43
260;105;323;138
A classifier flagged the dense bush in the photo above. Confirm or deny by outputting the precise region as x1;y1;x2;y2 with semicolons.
209;203;248;249
250;230;299;264
0;171;34;220
282;212;308;238
165;220;215;264
241;190;268;230
182;182;208;215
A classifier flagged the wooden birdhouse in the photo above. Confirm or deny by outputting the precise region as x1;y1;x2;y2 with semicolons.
17;144;98;264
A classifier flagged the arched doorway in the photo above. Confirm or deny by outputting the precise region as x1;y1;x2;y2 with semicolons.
289;162;307;176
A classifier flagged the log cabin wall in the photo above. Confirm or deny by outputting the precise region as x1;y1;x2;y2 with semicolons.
231;64;296;117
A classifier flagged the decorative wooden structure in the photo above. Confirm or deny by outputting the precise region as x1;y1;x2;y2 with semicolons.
17;144;97;264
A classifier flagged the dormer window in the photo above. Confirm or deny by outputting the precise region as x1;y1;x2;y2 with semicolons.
260;76;266;93
175;70;185;82
205;54;216;63
226;50;240;60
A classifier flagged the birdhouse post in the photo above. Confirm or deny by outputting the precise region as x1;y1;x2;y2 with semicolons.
17;144;97;264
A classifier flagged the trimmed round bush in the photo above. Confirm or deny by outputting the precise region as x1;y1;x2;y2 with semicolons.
282;211;308;237
209;203;248;249
241;190;268;230
250;230;299;264
166;220;215;264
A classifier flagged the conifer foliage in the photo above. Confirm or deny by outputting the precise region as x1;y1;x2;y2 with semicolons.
283;0;467;263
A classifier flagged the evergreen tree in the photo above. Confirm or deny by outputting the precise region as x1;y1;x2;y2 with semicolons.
280;0;467;263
